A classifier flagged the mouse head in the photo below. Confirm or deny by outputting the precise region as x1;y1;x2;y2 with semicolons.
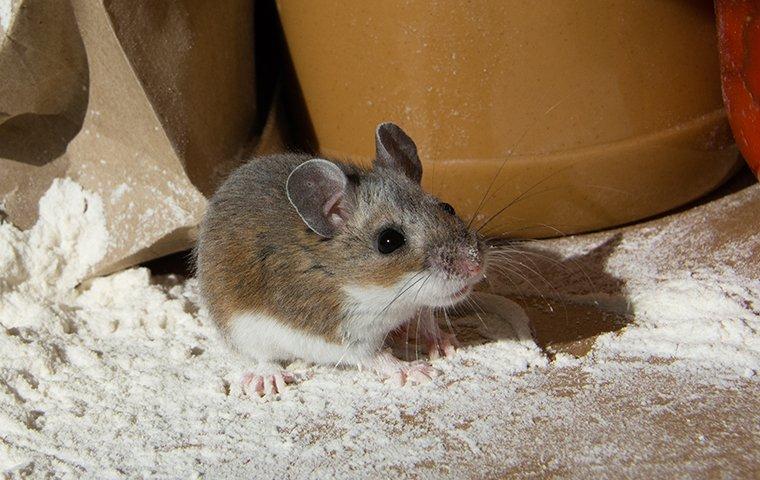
287;123;487;312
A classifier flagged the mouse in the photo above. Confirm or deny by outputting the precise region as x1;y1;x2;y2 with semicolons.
195;122;488;396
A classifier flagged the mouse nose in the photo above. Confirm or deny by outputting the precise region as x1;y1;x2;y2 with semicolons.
429;244;484;279
454;244;483;279
456;257;483;279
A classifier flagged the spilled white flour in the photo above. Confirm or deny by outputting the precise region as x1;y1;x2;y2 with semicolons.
518;182;760;377
0;0;12;33
0;180;758;478
592;266;760;376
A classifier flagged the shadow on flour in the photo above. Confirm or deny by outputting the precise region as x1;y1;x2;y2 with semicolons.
472;233;631;359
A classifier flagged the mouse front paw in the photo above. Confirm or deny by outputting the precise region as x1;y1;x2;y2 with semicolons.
426;331;460;360
240;363;296;398
363;351;438;387
390;362;438;387
398;309;460;360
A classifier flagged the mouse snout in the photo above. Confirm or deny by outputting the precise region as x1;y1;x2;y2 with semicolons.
457;245;484;280
429;244;484;281
456;256;483;279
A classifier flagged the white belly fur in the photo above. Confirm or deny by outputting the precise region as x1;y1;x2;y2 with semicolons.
227;312;363;366
226;273;429;367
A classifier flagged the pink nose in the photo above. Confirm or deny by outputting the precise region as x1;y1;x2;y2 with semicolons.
457;258;482;278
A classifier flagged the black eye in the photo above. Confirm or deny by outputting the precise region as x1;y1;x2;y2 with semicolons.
439;202;455;215
377;228;405;254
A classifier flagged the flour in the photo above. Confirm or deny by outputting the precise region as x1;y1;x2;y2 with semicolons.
587;193;759;376
505;183;760;377
0;0;12;32
0;180;758;478
591;267;760;377
0;181;550;477
109;184;130;205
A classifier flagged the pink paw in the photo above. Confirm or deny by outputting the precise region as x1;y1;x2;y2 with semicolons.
427;332;460;360
364;352;438;387
241;370;296;397
388;362;438;387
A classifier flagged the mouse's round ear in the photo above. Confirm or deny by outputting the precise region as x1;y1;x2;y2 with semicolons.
374;122;423;184
286;159;352;238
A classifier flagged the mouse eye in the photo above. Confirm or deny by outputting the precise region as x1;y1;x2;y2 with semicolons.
439;202;456;216
377;228;405;254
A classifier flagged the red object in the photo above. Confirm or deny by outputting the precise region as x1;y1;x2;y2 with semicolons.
716;0;760;178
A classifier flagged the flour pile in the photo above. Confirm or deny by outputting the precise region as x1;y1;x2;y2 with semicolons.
519;182;760;377
0;0;12;32
0;180;758;478
593;266;760;376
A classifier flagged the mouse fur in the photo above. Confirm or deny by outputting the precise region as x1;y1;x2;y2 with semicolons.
195;123;487;393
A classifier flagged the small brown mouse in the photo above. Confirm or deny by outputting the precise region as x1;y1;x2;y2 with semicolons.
195;123;487;396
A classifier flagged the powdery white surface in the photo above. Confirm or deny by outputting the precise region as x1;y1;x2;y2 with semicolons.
0;181;758;478
0;0;12;32
592;266;760;376
517;182;760;377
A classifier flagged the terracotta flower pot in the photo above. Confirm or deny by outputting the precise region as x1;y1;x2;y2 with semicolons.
277;0;739;238
716;0;760;179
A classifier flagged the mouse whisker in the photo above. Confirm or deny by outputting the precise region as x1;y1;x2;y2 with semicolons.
465;98;566;230
414;309;422;362
413;273;433;304
332;339;354;372
483;219;573;239
440;306;456;340
521;243;597;292
475;164;578;235
461;297;489;336
405;312;412;360
487;260;557;313
412;275;435;360
379;272;428;317
490;243;580;294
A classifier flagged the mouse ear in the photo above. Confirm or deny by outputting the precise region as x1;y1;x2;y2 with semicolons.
374;122;423;184
286;159;352;238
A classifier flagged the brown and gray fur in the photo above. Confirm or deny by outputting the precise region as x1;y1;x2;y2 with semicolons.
195;123;485;366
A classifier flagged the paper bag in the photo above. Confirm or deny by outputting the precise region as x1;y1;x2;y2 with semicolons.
0;0;264;276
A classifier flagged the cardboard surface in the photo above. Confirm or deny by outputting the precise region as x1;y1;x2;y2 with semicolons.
0;0;260;276
478;174;760;477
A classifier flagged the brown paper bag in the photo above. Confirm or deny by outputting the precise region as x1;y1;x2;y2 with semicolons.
0;0;265;277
